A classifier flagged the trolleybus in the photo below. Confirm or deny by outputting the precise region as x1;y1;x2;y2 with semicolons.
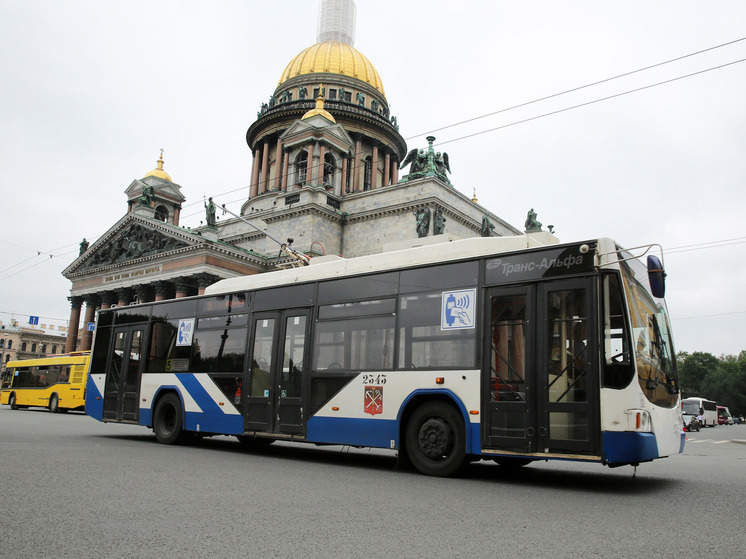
85;236;683;475
1;352;90;412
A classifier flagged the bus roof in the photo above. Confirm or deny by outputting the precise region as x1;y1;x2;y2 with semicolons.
205;234;605;296
5;352;90;368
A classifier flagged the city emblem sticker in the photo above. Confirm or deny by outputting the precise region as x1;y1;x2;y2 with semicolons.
176;318;195;346
441;288;476;330
364;385;383;416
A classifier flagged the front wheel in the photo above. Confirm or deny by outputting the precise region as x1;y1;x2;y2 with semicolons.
153;393;186;444
405;401;466;477
9;393;18;410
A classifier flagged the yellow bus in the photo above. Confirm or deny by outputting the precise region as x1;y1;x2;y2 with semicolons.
1;352;90;413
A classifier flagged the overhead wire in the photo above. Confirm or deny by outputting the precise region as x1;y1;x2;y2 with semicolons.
3;39;746;282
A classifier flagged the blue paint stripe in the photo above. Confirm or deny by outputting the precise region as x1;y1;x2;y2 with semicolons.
85;376;104;421
307;416;397;448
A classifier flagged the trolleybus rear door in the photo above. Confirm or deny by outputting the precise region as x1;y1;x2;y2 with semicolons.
103;325;144;422
245;310;310;436
485;279;599;456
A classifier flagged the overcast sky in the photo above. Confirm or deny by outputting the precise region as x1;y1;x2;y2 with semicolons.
1;0;745;356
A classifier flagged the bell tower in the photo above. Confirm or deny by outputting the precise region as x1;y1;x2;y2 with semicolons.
124;150;186;225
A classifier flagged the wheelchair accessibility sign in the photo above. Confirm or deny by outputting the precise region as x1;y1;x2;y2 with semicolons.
176;318;195;346
441;288;476;330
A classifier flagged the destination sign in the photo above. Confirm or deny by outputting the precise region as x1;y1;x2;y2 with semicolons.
484;244;595;284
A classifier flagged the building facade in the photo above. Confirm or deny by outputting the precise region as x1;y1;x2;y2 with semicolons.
61;0;530;352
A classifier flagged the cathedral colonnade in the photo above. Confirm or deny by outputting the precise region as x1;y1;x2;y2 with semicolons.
248;138;399;199
65;273;219;352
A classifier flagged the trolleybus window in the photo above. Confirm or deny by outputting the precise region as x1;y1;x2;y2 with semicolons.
620;256;678;407
398;291;476;369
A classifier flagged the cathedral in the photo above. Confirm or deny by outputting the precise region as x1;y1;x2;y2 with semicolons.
62;0;526;352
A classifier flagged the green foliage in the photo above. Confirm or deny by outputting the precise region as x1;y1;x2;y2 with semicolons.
677;350;746;417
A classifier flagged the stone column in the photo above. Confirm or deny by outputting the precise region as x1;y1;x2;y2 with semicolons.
100;291;117;310
80;295;98;351
317;143;326;186
280;148;290;191
353;138;362;191
371;145;379;189
196;273;219;295
392;159;399;185
134;284;154;304
305;144;315;185
154;281;174;302
250;147;260;198
117;287;133;307
173;206;181;226
65;296;83;353
273;137;283;191
341;157;348;196
260;139;270;193
383;152;391;187
174;278;191;299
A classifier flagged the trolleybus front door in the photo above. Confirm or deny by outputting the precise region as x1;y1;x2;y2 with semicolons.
485;279;598;456
245;310;310;436
103;325;144;422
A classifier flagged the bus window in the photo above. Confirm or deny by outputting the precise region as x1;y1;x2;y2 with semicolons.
398;292;476;369
620;259;678;407
602;273;634;389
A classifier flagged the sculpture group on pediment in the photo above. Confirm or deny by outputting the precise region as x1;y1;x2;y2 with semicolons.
84;224;189;270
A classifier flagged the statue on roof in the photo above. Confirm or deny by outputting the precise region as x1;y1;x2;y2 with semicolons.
79;238;89;256
400;137;452;185
525;208;542;233
138;184;154;207
205;197;217;228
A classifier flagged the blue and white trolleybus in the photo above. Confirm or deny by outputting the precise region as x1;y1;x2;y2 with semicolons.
85;235;684;476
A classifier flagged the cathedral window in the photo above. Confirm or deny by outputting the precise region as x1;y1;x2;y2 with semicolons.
323;153;335;186
154;205;169;222
295;151;308;185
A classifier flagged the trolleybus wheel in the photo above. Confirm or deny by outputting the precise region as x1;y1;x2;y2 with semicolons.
9;393;18;410
405;401;466;477
49;393;59;413
153;393;185;444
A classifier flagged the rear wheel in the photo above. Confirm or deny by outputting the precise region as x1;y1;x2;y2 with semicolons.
153;393;185;444
48;394;59;413
405;401;466;477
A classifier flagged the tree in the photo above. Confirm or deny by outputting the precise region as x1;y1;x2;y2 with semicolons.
678;352;719;397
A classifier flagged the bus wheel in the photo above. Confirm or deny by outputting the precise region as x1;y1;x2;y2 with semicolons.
153;393;185;445
9;393;18;410
405;401;466;477
48;394;59;413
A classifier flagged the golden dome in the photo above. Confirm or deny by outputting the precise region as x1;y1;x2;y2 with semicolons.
144;150;172;182
278;41;385;96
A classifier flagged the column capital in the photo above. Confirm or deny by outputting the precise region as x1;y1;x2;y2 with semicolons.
68;295;83;310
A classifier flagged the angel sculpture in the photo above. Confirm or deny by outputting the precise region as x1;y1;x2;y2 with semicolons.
401;148;427;174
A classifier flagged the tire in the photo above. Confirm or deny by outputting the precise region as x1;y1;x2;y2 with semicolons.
9;393;18;410
405;401;466;477
153;393;186;444
48;393;59;413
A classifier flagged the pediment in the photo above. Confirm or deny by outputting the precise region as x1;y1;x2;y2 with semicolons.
64;214;201;276
281;119;354;152
125;176;186;204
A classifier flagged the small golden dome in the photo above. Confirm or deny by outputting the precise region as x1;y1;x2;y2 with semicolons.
278;41;385;96
302;94;336;123
144;149;172;182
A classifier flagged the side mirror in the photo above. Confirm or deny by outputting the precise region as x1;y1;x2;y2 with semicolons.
647;255;666;298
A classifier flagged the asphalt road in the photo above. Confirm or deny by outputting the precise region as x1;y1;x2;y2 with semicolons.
0;407;744;558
